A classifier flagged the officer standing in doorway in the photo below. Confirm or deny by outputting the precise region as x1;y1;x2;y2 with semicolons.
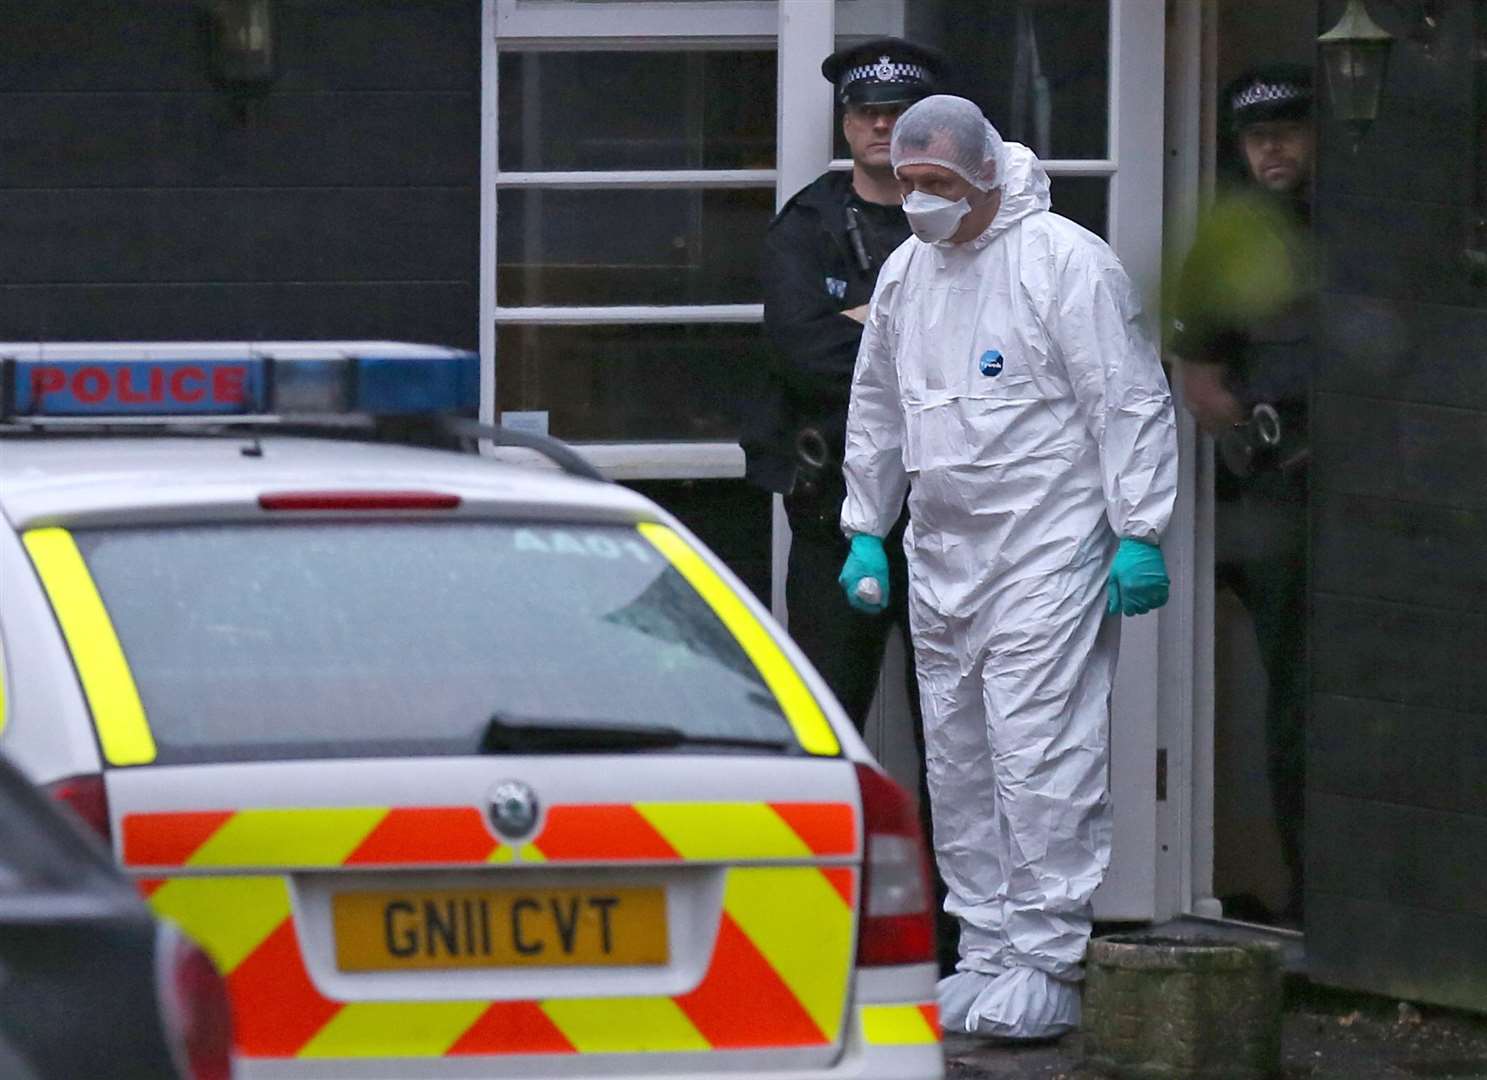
1173;63;1316;924
745;38;950;733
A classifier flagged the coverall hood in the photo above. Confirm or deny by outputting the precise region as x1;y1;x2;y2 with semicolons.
973;142;1051;246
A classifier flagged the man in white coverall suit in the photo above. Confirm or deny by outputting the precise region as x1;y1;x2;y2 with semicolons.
837;96;1178;1040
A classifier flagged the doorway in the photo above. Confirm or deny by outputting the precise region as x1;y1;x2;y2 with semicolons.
1195;0;1316;930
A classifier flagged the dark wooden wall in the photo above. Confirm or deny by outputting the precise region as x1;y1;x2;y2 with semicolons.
0;1;779;600
1308;0;1487;1011
627;480;773;605
0;1;480;346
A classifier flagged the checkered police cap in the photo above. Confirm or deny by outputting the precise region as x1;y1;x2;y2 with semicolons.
821;37;950;107
1226;63;1313;129
840;57;930;92
1232;80;1307;112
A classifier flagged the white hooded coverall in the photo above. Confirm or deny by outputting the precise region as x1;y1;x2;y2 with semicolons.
841;143;1177;1038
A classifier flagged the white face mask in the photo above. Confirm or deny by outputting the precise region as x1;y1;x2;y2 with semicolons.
902;190;971;243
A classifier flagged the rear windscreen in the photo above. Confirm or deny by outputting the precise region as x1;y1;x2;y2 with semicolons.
71;522;796;764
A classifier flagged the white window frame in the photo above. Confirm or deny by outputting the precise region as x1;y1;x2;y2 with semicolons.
1163;0;1224;925
495;0;775;42
494;0;903;42
482;1;789;476
827;157;1116;177
1033;0;1164;925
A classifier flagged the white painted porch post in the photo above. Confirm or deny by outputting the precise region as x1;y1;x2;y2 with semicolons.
771;2;835;624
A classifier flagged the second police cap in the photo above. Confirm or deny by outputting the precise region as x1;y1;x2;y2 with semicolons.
1225;62;1313;130
821;37;951;107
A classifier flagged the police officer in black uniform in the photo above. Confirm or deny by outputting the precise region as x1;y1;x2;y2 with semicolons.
745;37;950;735
1174;64;1315;924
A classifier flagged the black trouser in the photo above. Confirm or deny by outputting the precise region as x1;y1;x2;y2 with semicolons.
783;502;919;734
1218;475;1308;917
783;497;956;969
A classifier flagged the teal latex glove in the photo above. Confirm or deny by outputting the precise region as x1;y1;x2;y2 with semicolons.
838;533;890;614
1106;538;1170;616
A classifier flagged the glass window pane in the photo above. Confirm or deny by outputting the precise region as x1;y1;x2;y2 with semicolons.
76;522;797;765
497;188;773;306
499;51;776;171
1049;177;1108;239
835;0;1109;160
497;323;767;441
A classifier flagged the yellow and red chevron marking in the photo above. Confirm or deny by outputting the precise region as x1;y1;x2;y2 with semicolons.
122;801;858;869
860;1003;940;1046
534;801;857;862
144;865;856;1059
124;806;504;867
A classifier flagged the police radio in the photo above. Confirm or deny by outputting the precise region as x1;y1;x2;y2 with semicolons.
844;206;873;273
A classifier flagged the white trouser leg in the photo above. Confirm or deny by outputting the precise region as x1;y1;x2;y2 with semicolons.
933;559;1121;1039
984;581;1119;978
908;597;1006;976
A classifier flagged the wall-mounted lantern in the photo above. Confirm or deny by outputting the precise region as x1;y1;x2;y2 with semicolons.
207;0;276;91
1317;0;1394;149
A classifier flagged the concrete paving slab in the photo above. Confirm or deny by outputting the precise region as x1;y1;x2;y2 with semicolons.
938;980;1487;1079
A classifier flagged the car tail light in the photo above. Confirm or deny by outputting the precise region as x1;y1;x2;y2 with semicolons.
258;490;461;511
45;773;111;843
854;762;935;967
158;924;234;1080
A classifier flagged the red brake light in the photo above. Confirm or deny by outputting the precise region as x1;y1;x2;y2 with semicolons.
258;490;461;511
45;773;112;843
854;762;935;967
158;925;234;1080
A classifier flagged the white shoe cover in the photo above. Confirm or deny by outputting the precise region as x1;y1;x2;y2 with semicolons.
935;967;1080;1040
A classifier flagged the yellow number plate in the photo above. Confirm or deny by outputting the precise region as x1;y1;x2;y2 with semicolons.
333;886;668;971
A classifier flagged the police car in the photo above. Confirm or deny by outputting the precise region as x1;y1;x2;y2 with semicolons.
0;342;942;1079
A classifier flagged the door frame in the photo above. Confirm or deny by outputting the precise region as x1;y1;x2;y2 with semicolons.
476;0;1203;923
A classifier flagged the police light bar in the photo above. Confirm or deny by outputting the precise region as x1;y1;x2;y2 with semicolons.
0;341;478;420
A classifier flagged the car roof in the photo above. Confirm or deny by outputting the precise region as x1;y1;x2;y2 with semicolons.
0;434;658;529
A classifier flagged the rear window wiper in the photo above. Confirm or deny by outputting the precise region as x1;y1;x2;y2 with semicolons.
479;713;795;755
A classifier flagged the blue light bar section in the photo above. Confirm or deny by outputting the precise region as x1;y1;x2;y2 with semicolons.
13;358;268;416
3;347;479;419
353;351;479;415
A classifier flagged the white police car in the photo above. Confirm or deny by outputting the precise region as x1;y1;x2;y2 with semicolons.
0;342;941;1079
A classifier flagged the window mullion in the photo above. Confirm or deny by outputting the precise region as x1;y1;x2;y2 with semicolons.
494;305;762;325
497;170;777;190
